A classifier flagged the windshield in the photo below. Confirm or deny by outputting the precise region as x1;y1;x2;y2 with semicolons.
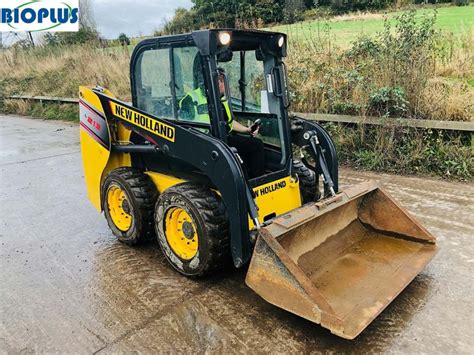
219;51;264;113
219;50;284;147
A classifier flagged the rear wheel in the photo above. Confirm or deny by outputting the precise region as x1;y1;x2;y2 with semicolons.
155;183;230;277
293;160;320;203
102;168;158;245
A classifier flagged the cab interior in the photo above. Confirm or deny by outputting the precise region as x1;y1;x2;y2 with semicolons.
131;31;291;186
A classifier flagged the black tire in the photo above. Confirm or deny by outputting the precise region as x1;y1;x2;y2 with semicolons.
155;183;230;277
293;160;320;203
102;167;158;245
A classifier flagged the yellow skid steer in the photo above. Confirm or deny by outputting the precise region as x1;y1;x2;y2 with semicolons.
79;29;437;339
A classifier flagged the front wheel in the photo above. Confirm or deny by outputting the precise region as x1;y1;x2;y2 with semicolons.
293;160;320;203
155;183;230;277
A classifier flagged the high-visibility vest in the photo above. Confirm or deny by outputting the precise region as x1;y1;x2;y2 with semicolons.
221;97;233;133
179;88;233;132
179;88;210;123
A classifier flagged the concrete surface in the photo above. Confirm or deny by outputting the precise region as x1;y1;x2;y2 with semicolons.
1;115;473;353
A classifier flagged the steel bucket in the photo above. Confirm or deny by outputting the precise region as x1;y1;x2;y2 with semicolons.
246;181;438;339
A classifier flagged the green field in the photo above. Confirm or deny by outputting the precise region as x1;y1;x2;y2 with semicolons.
271;5;474;47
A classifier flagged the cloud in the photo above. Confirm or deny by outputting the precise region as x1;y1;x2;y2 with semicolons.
92;0;193;39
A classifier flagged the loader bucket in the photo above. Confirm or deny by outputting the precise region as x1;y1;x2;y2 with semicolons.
246;181;437;339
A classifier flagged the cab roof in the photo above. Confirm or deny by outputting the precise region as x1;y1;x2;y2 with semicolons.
136;29;287;57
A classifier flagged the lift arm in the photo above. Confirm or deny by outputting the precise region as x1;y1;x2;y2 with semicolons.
290;116;339;195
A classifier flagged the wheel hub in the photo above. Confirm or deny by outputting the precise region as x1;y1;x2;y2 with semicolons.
164;207;198;260
122;199;131;214
106;185;133;231
182;221;194;239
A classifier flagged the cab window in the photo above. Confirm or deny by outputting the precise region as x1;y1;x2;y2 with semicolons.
219;50;282;148
134;48;174;119
173;47;210;128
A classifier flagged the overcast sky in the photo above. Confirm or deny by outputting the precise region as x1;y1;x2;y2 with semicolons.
93;0;193;39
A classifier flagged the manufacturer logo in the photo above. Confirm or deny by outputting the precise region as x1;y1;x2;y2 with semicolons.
0;0;79;32
254;180;287;197
110;102;176;143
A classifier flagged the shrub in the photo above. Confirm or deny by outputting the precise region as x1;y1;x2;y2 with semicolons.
288;10;453;119
284;0;306;23
302;6;333;20
368;87;408;117
44;27;99;46
453;0;469;5
414;0;457;4
329;0;395;14
323;122;473;180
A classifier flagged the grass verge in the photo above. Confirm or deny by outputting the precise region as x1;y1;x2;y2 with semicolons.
0;99;78;122
322;122;472;181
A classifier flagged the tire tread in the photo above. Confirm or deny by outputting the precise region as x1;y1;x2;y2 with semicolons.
293;160;320;203
157;183;230;277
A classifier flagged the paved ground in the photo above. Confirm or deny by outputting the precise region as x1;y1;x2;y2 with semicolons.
1;115;473;353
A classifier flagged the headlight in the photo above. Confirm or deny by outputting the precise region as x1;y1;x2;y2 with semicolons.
218;32;231;46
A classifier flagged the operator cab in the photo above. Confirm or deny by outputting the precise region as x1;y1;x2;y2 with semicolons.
131;29;291;185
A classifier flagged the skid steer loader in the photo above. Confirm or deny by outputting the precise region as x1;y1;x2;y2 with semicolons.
79;29;437;339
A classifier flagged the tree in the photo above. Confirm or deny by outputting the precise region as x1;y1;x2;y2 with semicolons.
42;0;98;46
163;8;200;34
283;0;305;23
79;0;96;30
118;33;130;46
165;0;295;31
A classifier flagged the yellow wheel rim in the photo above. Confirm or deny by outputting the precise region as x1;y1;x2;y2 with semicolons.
107;185;132;231
164;207;198;260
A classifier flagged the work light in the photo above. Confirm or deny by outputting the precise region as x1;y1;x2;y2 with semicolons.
218;32;231;46
278;36;284;48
